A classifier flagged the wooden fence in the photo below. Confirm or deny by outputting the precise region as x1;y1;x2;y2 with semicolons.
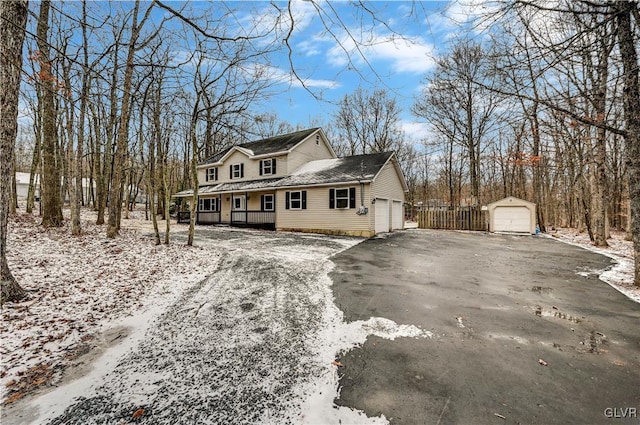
418;209;488;231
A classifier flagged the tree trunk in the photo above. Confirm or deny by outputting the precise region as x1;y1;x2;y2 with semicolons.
616;1;640;286
10;149;17;214
1;0;29;304
26;123;40;213
37;0;63;228
107;0;142;238
187;101;200;247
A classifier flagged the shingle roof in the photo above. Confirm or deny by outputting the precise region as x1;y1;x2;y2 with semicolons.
201;178;284;193
274;151;394;187
174;152;398;197
200;128;320;165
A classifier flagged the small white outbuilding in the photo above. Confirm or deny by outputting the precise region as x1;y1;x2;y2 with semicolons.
487;196;536;234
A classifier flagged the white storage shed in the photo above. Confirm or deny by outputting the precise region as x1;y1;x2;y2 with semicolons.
487;196;536;234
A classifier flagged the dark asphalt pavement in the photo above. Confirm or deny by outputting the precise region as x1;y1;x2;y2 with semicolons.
331;230;640;425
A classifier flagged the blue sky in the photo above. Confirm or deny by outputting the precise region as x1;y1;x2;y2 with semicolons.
158;0;482;144
238;0;472;143
18;1;483;148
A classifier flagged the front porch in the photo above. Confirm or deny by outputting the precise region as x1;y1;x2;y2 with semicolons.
176;190;276;230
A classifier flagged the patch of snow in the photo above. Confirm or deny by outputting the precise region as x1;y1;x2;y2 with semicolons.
543;229;639;304
291;158;342;175
283;269;429;424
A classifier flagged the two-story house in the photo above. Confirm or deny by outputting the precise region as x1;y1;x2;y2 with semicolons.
174;127;407;237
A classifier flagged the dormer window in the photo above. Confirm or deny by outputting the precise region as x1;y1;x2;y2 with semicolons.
230;163;244;179
205;167;218;182
259;158;276;176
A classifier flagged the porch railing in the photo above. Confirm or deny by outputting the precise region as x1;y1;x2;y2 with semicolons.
177;211;190;223
198;211;221;224
232;210;275;224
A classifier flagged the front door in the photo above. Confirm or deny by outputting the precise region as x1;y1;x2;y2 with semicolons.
232;195;246;223
232;195;246;211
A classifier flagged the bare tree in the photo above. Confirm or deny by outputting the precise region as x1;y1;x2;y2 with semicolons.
414;40;501;205
36;0;63;227
107;0;155;238
1;0;29;303
334;88;404;156
615;1;640;285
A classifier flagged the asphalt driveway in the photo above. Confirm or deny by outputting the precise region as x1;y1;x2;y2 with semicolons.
331;230;640;425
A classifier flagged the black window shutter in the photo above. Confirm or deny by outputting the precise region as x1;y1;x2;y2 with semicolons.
214;168;218;181
240;163;244;178
259;161;263;176
229;165;233;179
285;192;290;209
349;187;356;208
302;191;307;209
272;159;276;174
261;195;265;210
205;170;209;182
329;189;335;209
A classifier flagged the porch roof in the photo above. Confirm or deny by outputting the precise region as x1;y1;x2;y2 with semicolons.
205;178;284;194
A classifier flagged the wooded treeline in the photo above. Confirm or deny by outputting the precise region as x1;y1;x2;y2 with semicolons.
1;0;639;304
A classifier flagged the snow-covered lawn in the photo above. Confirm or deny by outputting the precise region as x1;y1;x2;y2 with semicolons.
2;208;426;424
546;228;639;303
1;209;220;405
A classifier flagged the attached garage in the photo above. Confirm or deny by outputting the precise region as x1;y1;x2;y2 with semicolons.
487;196;536;234
375;198;390;234
391;200;404;230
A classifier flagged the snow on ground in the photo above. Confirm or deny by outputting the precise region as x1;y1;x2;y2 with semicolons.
545;228;639;303
2;207;428;424
1;208;220;405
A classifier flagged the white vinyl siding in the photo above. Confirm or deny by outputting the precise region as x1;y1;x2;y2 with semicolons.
392;200;404;230
276;185;371;233
286;132;335;174
371;160;405;234
371;161;405;201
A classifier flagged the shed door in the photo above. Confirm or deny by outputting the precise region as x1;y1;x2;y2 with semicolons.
391;200;403;230
375;199;389;234
493;206;530;233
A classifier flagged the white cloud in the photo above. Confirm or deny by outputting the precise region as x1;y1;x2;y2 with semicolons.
251;63;340;90
324;31;436;75
400;119;431;142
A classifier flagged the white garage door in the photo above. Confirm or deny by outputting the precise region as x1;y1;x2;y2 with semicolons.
493;206;531;233
391;200;403;230
375;199;389;234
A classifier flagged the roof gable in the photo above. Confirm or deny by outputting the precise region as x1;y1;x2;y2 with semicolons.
487;196;536;207
200;128;324;166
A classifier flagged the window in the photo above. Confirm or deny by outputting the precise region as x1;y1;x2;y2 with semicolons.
329;187;356;209
259;158;276;176
285;191;306;210
233;195;245;211
205;167;218;182
262;194;274;211
198;197;219;212
230;163;244;179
